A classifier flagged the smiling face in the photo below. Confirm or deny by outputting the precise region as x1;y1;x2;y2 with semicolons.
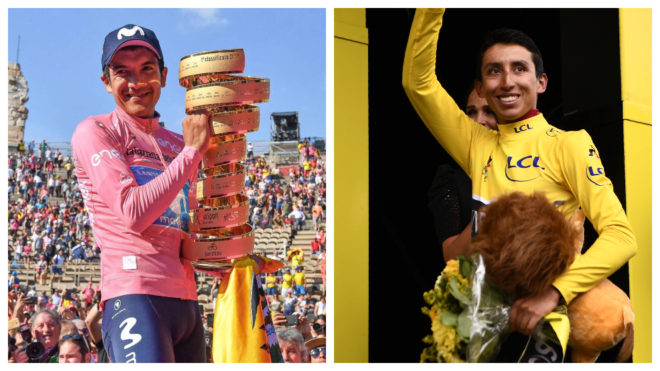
475;43;547;123
280;340;306;363
32;312;60;349
101;47;167;118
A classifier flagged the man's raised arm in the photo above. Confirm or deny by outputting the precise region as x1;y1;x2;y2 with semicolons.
402;8;480;174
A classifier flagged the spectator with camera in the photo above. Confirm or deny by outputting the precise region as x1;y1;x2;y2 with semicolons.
12;309;61;363
311;314;326;339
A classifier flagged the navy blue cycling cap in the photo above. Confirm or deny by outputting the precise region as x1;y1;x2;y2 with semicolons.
101;24;163;70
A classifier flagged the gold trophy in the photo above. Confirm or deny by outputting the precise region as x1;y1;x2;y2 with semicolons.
179;49;269;275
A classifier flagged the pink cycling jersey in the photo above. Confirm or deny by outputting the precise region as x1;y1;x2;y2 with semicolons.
72;107;202;303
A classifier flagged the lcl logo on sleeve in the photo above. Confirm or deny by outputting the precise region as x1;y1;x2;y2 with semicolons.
586;166;611;186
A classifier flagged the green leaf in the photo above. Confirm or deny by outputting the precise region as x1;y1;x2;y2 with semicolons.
456;309;472;340
441;310;459;327
438;276;448;290
478;280;509;308
449;277;471;306
457;254;474;280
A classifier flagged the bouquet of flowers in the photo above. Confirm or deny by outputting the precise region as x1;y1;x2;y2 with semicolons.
421;253;511;362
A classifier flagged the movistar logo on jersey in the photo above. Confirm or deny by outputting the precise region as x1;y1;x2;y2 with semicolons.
514;123;533;133
505;155;545;182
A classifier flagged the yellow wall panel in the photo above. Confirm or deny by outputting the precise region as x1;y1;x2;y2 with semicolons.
334;8;369;363
619;9;652;111
620;8;652;363
623;121;652;363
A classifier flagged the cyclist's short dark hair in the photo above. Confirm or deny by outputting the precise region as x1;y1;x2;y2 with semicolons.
476;28;544;81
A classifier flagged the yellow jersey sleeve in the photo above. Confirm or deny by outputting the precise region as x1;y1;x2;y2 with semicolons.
402;8;492;175
552;131;637;303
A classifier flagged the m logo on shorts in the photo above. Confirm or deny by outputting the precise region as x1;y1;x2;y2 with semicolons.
119;317;142;350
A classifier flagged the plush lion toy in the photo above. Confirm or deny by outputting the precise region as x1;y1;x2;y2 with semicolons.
470;192;634;362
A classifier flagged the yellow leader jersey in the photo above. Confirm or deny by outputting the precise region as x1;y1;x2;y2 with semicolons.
402;8;636;304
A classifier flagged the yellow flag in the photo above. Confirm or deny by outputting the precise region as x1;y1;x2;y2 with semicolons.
212;256;283;363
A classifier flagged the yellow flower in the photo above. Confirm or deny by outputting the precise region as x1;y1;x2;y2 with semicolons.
421;257;474;362
444;259;459;273
430;311;465;362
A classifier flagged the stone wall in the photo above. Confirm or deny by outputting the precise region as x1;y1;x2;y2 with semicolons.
8;62;29;151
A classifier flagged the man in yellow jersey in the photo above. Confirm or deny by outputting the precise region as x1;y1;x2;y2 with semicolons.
265;272;278;296
403;8;636;362
281;268;294;297
293;266;307;296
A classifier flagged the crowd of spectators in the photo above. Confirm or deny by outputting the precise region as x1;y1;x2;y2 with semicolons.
8;138;326;363
8;140;99;275
8;141;100;268
245;139;326;233
8;140;104;363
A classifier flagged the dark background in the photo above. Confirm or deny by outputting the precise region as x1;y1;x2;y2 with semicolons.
366;8;628;362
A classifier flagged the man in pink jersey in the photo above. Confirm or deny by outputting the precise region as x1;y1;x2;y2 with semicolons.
71;23;209;363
